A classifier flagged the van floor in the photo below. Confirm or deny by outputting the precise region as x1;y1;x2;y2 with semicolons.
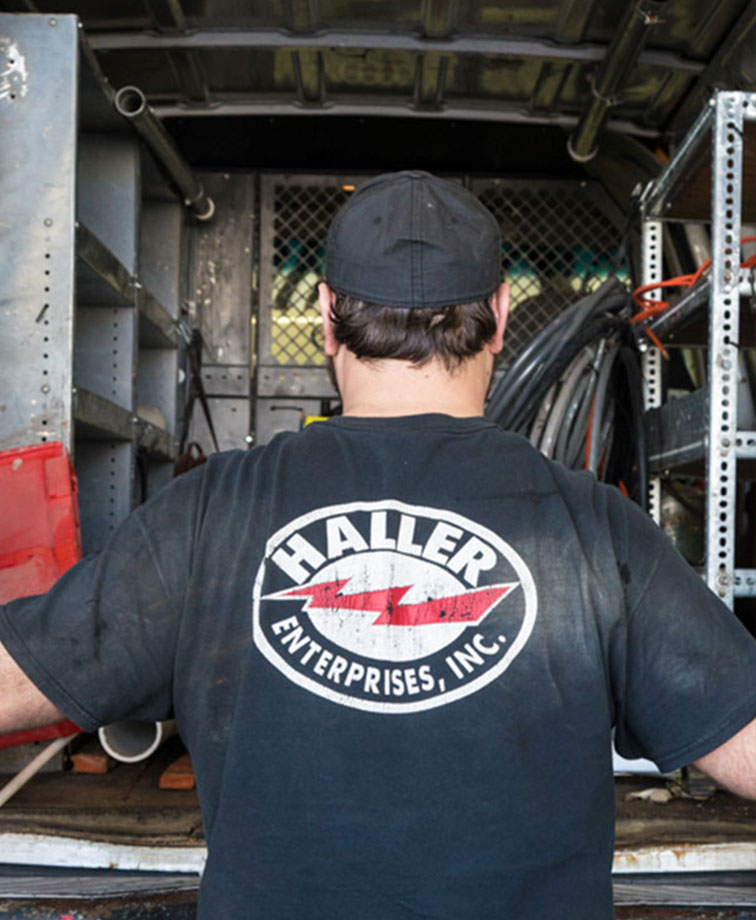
0;738;754;851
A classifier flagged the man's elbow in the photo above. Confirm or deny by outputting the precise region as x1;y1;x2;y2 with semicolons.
693;717;756;800
0;640;65;734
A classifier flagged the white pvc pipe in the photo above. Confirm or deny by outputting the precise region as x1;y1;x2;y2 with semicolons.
0;734;80;808
98;720;177;764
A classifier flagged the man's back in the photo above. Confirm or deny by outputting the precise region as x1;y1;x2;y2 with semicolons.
12;415;753;918
3;172;755;918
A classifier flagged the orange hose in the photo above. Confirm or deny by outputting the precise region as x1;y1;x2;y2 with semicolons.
630;236;756;354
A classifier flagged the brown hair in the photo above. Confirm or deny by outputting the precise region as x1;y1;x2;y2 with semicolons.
329;294;497;371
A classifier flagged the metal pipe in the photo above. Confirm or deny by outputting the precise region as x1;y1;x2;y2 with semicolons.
114;86;215;221
98;720;178;764
568;0;669;162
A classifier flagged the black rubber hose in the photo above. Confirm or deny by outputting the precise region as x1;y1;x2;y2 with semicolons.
487;282;608;413
492;314;599;431
565;340;614;469
554;370;591;463
617;345;649;511
487;294;630;429
503;316;624;434
486;280;625;423
487;314;574;423
587;342;621;473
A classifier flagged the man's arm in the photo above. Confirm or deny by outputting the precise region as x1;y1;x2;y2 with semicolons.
693;717;756;800
0;638;63;734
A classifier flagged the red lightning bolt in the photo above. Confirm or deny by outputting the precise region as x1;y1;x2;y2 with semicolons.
266;578;516;627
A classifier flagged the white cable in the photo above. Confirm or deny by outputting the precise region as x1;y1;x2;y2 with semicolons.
539;348;595;458
0;734;79;809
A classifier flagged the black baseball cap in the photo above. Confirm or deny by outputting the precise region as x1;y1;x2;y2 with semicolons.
325;171;501;309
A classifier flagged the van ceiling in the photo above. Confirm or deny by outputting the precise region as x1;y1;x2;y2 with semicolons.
2;0;754;172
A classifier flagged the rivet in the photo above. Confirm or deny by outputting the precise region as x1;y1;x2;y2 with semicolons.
48;17;57;26
43;218;53;227
41;384;50;394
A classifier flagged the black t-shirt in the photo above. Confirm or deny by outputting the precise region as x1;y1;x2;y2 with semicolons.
2;414;756;920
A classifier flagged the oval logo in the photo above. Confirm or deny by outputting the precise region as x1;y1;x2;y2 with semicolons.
253;500;537;713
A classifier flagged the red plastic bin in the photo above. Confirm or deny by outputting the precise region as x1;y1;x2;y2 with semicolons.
0;441;82;747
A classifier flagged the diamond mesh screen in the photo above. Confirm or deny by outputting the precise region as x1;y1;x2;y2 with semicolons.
269;183;352;366
263;179;623;369
475;183;624;366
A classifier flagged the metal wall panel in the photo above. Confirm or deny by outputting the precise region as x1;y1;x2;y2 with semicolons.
74;306;137;411
75;440;134;555
140;201;183;318
257;366;336;399
0;14;78;451
137;200;182;442
200;365;249;397
137;348;178;435
186;172;255;452
188;396;250;452
255;397;322;447
76;134;140;276
191;172;255;367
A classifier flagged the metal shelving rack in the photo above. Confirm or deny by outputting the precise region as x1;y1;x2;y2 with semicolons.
0;14;183;553
640;91;756;608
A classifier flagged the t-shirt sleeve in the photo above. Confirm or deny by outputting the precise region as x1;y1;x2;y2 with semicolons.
608;490;756;773
0;465;205;732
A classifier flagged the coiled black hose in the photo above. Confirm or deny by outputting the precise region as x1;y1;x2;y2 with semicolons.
491;315;624;433
486;279;625;423
617;345;649;511
485;278;652;502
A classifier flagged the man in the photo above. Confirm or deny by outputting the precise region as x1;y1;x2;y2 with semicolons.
1;171;755;919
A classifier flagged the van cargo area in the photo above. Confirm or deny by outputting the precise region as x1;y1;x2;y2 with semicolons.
0;1;755;917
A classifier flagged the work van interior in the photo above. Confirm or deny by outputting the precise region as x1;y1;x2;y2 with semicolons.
0;2;755;916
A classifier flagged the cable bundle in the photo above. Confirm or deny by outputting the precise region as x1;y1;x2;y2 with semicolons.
486;234;756;507
486;234;755;512
485;279;647;506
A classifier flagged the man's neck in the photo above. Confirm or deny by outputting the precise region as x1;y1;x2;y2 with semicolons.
336;350;493;418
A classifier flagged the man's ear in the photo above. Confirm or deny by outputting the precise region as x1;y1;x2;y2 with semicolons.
318;283;341;357
487;282;509;355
